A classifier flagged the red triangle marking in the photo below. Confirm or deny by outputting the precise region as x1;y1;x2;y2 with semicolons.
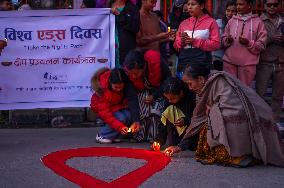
41;147;171;188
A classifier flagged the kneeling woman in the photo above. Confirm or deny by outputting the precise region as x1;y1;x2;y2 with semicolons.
123;50;172;142
165;63;284;167
91;68;140;144
153;77;198;150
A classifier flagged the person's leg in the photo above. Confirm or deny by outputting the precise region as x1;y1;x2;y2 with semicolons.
121;109;131;126
255;63;272;100
224;62;238;78
238;65;256;87
98;110;128;140
271;64;284;123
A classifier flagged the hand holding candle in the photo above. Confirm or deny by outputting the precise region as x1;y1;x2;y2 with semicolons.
164;146;182;156
129;122;141;134
120;127;129;135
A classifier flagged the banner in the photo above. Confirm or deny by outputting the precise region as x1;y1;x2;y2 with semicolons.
0;9;115;110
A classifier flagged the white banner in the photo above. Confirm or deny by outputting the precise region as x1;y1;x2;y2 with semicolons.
0;9;115;110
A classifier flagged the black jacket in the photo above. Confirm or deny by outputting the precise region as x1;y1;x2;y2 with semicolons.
116;1;140;65
156;88;196;146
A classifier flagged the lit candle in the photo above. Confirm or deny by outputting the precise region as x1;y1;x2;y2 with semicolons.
127;128;132;133
167;26;171;33
153;142;160;151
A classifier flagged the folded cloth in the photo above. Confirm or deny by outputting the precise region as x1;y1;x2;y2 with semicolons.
161;105;187;136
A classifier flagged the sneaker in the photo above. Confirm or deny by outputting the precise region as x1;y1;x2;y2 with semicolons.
96;134;112;144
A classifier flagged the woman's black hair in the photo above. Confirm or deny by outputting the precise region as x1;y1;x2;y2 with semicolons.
83;0;96;8
162;77;187;95
191;0;211;16
184;62;210;79
109;68;127;85
222;1;236;26
123;49;146;70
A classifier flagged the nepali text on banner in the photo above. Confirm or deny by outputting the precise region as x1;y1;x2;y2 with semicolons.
0;9;115;110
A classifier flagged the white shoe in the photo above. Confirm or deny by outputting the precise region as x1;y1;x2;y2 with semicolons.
96;134;112;144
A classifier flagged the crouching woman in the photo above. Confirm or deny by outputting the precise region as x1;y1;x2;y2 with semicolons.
91;68;140;144
165;63;284;167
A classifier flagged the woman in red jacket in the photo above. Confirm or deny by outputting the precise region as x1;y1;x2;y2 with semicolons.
123;49;172;142
91;68;140;144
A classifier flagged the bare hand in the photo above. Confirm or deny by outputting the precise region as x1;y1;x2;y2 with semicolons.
144;95;154;104
181;32;193;46
129;122;140;134
225;35;234;45
120;126;128;135
168;30;176;41
164;146;182;156
157;32;170;40
174;118;185;127
239;36;249;46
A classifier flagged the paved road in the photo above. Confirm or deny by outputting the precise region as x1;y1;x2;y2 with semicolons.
0;128;284;188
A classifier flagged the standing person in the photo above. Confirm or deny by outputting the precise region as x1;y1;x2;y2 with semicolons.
109;0;140;67
222;0;267;87
174;0;220;79
165;63;284;167
123;49;172;142
136;0;174;52
153;10;170;61
152;77;197;150
212;1;236;71
91;68;140;144
256;0;284;128
168;0;190;30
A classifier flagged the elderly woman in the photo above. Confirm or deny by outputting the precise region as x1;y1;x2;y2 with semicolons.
165;62;284;167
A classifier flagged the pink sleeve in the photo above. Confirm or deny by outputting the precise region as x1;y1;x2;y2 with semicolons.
247;20;267;55
174;24;183;50
192;20;220;51
222;21;232;48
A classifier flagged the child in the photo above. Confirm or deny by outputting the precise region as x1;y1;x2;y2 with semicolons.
90;68;140;144
222;0;267;87
152;77;198;151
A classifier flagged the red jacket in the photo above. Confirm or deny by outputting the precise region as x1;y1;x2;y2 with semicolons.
90;68;127;131
129;50;162;91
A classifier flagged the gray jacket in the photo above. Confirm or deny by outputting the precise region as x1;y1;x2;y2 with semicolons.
260;13;284;63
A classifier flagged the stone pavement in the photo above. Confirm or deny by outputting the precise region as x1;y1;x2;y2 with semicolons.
0;128;284;188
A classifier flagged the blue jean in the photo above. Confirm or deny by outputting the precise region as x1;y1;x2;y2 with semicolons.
98;109;131;139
